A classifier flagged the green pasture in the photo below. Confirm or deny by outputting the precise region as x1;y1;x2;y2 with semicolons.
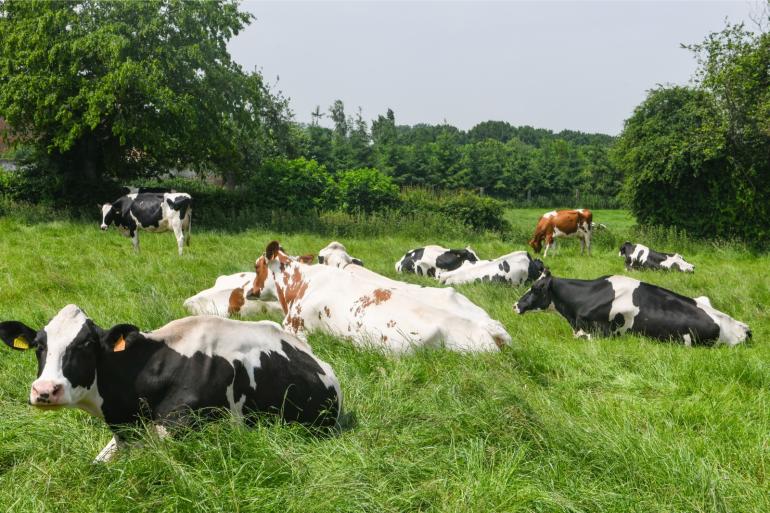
0;209;768;512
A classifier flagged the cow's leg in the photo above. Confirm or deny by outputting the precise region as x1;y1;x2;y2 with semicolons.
586;232;591;256
171;219;185;255
543;236;553;257
93;436;122;464
184;216;191;247
131;231;140;253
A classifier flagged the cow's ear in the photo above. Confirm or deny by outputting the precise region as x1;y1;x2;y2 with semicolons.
351;258;364;267
101;324;140;353
265;241;281;261
0;321;38;351
298;254;314;264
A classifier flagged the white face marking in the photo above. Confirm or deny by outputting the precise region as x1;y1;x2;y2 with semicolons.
606;276;641;335
693;299;751;346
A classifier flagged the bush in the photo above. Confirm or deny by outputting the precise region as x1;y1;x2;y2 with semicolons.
248;157;337;213
336;168;400;213
398;187;510;233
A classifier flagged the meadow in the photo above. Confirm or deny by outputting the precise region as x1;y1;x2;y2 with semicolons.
0;208;768;512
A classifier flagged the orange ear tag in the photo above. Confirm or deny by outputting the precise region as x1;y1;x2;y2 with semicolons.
113;335;126;352
12;336;29;350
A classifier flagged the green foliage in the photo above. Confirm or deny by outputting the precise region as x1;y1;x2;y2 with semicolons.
399;187;510;233
336;168;400;213
0;0;292;194
0;212;769;512
249;157;338;213
615;22;770;246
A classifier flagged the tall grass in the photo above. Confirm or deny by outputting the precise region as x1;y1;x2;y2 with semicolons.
0;210;768;512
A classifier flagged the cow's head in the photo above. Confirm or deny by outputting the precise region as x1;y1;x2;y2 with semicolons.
0;305;134;415
526;254;546;283
318;241;364;268
618;241;634;258
99;203;118;230
247;241;313;306
514;269;553;314
529;238;543;254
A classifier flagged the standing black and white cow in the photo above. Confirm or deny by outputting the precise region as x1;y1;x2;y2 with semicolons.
513;270;750;346
618;242;695;272
100;192;192;255
395;245;479;278
439;251;545;286
0;305;342;462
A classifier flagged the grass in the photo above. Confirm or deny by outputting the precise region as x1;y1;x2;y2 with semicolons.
0;208;768;512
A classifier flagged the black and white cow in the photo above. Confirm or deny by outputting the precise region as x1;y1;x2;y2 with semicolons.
439;251;545;286
513;270;750;346
318;241;364;268
0;305;342;462
395;245;479;278
619;242;695;272
100;192;192;255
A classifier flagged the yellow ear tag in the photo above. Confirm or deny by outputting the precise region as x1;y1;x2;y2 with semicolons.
113;335;126;352
12;336;29;350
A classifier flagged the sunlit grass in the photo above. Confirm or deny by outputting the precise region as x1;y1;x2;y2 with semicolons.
0;210;768;512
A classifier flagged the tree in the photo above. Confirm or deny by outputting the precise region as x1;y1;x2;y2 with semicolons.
0;0;290;195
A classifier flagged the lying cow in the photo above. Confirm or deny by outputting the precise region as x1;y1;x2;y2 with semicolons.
439;251;545;286
529;209;593;257
249;241;510;353
318;241;364;268
183;272;284;317
513;270;750;346
100;191;192;255
395;245;479;277
0;305;342;462
618;242;694;272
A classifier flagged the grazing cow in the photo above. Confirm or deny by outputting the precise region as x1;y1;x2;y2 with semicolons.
100;192;192;255
183;272;284;317
439;251;545;286
529;209;593;257
248;241;510;353
318;241;364;268
513;270;750;346
395;245;479;278
0;305;342;463
618;242;694;272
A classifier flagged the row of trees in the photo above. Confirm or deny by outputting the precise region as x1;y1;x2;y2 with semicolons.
613;18;769;243
298;107;621;201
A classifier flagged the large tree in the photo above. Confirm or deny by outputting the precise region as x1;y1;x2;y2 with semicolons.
0;0;290;193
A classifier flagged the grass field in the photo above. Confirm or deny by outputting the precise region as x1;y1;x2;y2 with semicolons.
0;208;768;512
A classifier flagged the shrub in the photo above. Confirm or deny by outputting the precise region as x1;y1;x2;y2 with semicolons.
248;157;337;213
336;168;400;213
398;187;510;233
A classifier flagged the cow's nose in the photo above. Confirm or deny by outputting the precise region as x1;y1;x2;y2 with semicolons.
31;381;64;403
100;225;108;231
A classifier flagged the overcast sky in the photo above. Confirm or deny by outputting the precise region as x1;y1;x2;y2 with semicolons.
228;1;763;135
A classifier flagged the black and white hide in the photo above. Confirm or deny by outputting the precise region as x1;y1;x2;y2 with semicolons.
395;245;479;278
513;271;750;346
618;242;694;272
439;251;545;286
100;192;192;255
0;305;342;462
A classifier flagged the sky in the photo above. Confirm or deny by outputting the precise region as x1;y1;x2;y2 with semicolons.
228;1;764;135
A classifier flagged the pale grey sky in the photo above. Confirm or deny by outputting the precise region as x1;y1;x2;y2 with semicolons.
228;1;763;135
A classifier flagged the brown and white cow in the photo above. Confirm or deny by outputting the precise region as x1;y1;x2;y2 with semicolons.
529;209;593;257
183;272;284;317
247;241;511;353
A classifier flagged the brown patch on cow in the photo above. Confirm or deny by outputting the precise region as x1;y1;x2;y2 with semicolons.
324;306;331;318
380;334;388;343
387;319;396;328
373;288;392;303
250;256;270;299
354;288;393;317
228;288;245;315
298;254;315;264
286;314;305;333
493;337;506;350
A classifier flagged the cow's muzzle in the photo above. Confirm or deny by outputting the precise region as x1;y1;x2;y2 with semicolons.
100;224;108;231
513;303;521;314
30;380;66;406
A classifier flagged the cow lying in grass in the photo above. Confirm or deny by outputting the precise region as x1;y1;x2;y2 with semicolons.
618;242;695;272
438;251;545;286
318;241;364;268
513;270;750;346
184;272;284;317
395;245;479;278
0;305;342;462
248;241;510;353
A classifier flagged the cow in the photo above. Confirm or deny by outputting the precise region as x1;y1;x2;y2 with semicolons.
248;241;510;353
439;251;545;286
513;270;751;346
100;192;192;255
0;305;342;463
318;241;364;268
529;209;593;257
618;242;695;272
183;272;284;317
395;245;480;278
